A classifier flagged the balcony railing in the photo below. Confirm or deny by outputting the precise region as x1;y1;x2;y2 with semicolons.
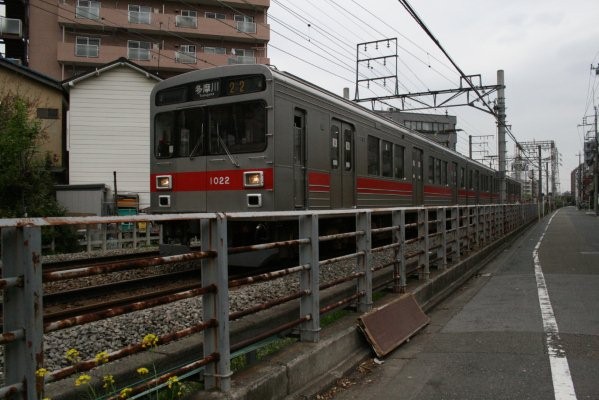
75;5;100;20
175;15;198;29
75;44;99;58
175;51;197;64
228;55;256;65
0;16;22;37
128;11;151;25
128;48;151;61
236;21;256;33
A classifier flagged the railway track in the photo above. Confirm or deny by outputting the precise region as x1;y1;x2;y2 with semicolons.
1;251;278;327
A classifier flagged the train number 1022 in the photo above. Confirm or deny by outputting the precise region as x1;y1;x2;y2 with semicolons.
209;176;231;185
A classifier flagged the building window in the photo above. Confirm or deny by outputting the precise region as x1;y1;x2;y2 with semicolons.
428;156;435;183
367;136;380;176
128;5;152;24
128;40;151;61
37;108;59;119
76;0;100;20
204;46;227;54
176;45;197;64
75;36;100;57
205;12;226;20
176;10;198;28
234;14;256;33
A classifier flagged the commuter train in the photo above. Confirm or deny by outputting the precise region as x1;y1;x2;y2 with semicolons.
149;64;520;258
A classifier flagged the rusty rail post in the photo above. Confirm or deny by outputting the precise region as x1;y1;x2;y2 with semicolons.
440;207;447;269
392;209;406;293
2;226;44;399
356;211;372;313
418;209;429;280
299;214;320;342
201;214;231;391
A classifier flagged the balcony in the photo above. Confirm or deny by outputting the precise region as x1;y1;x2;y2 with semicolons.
176;15;197;29
236;21;256;34
57;4;270;43
175;51;197;64
127;48;151;61
228;55;256;65
75;4;101;20
128;11;152;25
57;42;269;72
0;16;22;38
75;44;99;58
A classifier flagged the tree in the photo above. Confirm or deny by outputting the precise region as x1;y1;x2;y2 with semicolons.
0;92;64;218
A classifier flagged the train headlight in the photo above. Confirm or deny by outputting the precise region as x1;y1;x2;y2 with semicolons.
156;175;172;190
244;171;264;188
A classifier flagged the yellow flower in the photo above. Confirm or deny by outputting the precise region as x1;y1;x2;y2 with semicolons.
95;350;110;364
167;376;179;389
141;333;159;348
65;348;80;363
119;388;133;399
102;374;115;389
35;368;48;377
137;367;149;375
74;374;91;386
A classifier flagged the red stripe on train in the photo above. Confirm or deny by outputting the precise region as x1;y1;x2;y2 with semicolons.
150;168;273;192
357;177;412;195
308;171;331;192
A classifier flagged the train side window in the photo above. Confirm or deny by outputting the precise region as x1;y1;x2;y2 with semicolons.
474;171;479;190
435;158;441;184
367;135;380;175
428;156;435;183
459;167;465;188
394;144;405;179
343;128;353;171
442;161;448;185
382;140;393;177
330;125;340;169
469;170;473;189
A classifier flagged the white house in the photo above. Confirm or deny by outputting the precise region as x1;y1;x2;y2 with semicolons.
63;58;161;211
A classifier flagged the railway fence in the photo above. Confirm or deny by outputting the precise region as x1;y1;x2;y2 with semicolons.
0;203;540;399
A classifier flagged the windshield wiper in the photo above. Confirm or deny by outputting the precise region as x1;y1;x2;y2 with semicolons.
189;123;204;159
216;124;239;167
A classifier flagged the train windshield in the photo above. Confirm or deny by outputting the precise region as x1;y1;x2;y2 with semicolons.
154;100;266;158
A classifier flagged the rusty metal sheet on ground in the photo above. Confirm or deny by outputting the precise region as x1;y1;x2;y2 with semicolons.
358;294;430;358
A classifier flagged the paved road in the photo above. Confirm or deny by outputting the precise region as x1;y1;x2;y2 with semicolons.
331;206;599;400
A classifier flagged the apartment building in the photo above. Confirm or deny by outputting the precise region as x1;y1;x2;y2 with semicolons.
2;0;270;80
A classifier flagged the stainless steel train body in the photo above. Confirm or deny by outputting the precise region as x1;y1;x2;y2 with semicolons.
149;64;520;246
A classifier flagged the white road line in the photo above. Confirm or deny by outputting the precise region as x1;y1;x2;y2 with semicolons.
533;210;577;400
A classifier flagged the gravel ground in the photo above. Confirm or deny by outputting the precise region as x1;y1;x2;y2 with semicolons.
1;249;394;384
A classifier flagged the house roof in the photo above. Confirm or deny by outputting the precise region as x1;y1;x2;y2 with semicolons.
62;57;162;90
0;56;64;92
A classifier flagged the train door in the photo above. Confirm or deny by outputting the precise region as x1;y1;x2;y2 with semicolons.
293;109;306;208
451;161;458;204
412;148;424;205
330;120;355;208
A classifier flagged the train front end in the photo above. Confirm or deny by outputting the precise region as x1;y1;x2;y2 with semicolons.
149;65;275;249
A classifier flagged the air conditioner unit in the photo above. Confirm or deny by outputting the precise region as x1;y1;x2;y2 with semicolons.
5;58;22;65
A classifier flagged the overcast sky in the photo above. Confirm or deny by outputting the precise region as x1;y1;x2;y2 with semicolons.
268;0;599;193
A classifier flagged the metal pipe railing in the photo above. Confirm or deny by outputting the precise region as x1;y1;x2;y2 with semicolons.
0;204;538;398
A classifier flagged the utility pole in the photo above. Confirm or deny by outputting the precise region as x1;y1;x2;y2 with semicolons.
594;104;598;215
576;152;582;208
497;70;507;203
538;145;543;216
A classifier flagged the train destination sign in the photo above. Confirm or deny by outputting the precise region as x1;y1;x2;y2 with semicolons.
156;75;265;105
